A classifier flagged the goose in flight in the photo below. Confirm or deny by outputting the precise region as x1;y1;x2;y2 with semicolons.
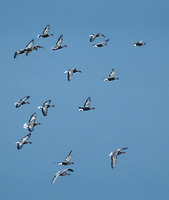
58;150;74;165
104;69;119;81
64;68;81;81
133;40;146;47
23;112;41;132
16;133;32;150
51;35;67;50
51;169;74;184
89;33;105;42
14;39;43;58
14;39;34;58
14;96;30;108
93;39;109;47
38;100;55;116
79;97;95;111
109;147;128;168
37;25;54;38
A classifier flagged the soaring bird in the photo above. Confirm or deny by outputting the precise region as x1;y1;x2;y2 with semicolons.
16;133;32;150
64;68;81;81
89;33;105;42
14;39;43;58
38;100;55;116
14;39;34;58
50;35;67;50
23;112;41;132
104;69;119;81
79;97;95;111
14;96;30;108
58;150;74;165
93;39;109;47
51;169;74;184
37;25;54;38
109;147;128;168
133;40;146;47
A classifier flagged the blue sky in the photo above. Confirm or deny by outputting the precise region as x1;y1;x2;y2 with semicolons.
1;0;169;199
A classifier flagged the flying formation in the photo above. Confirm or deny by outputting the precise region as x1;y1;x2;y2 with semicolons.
14;24;147;185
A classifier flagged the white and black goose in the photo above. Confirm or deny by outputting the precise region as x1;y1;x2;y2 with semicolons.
89;33;105;42
38;100;55;116
51;35;67;50
58;150;74;165
79;97;95;111
133;40;146;47
93;39;109;47
16;133;32;150
23;112;41;132
37;25;54;38
64;68;81;81
51;169;74;184
104;69;119;81
109;147;128;169
14;96;30;108
14;39;34;59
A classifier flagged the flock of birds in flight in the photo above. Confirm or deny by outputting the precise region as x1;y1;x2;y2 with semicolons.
14;25;146;183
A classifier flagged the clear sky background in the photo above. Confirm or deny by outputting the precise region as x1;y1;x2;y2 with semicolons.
1;0;169;199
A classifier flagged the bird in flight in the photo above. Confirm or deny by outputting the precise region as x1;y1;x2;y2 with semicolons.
109;147;128;168
58;150;74;165
133;40;146;47
64;68;81;81
38;100;55;116
37;25;54;38
93;39;109;47
79;97;95;111
16;133;32;150
50;35;67;50
23;112;41;132
51;169;74;184
89;33;105;42
14;96;30;108
104;69;119;81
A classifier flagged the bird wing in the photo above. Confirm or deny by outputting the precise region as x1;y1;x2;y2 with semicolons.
43;100;51;107
84;97;91;107
111;153;117;168
68;70;74;81
138;40;143;43
20;96;30;103
56;35;63;47
21;133;31;144
29;112;36;123
65;150;73;162
26;39;34;49
43;25;50;35
109;69;115;78
51;171;61;184
90;34;97;42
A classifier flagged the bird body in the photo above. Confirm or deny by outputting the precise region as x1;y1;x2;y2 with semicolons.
109;147;128;168
51;169;74;184
38;100;54;116
23;112;41;132
14;96;30;108
104;69;119;81
133;40;146;46
51;35;67;50
79;97;95;111
16;133;32;150
93;39;109;47
64;68;81;81
37;25;54;38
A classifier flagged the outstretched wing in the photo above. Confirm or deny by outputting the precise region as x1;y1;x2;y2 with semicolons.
43;25;50;35
21;133;31;143
90;34;97;42
65;150;73;162
51;171;61;184
109;69;115;78
29;112;36;123
20;96;30;102
26;39;34;49
56;35;63;47
111;153;117;168
84;97;91;107
68;69;74;81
